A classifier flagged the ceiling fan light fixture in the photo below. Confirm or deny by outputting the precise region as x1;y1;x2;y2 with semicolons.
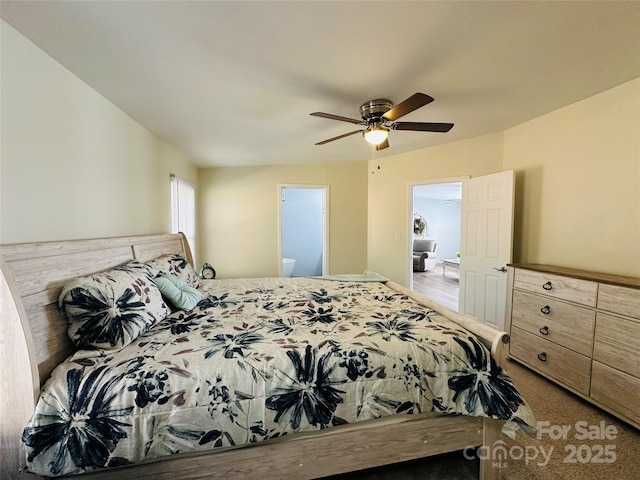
363;122;389;145
312;93;452;148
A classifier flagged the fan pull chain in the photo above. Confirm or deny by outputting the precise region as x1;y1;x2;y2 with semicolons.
371;145;381;174
371;145;375;174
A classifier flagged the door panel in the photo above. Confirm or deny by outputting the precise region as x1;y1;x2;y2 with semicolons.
459;170;515;329
464;271;479;317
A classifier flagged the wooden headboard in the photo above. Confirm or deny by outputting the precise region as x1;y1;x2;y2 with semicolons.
0;232;193;391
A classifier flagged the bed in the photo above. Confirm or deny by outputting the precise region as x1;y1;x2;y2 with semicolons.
0;233;535;479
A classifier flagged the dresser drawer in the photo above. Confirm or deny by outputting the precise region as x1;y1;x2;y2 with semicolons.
511;290;595;355
594;313;640;378
597;284;640;320
510;327;591;395
514;269;597;306
591;361;640;427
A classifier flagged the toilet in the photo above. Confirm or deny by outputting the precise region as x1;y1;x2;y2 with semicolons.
282;258;296;277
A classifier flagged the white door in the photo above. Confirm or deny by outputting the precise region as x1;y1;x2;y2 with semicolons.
459;170;515;330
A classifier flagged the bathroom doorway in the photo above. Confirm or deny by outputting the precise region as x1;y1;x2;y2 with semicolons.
278;185;328;277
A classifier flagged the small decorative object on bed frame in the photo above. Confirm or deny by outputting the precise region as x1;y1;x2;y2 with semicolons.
0;232;534;480
199;262;216;280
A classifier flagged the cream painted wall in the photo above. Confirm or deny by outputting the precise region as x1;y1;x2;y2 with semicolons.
198;162;368;278
367;133;504;285
4;19;637;280
0;22;197;245
504;78;640;277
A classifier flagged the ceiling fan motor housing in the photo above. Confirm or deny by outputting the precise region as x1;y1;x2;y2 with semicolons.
360;99;393;121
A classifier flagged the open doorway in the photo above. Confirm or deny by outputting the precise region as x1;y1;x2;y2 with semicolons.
410;179;463;310
278;185;328;277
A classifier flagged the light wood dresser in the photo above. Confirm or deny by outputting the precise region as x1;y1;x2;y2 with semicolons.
506;264;640;429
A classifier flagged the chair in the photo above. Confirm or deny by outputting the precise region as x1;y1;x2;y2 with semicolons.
413;239;437;272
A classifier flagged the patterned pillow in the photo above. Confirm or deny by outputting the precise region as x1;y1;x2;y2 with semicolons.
59;263;170;350
145;254;202;288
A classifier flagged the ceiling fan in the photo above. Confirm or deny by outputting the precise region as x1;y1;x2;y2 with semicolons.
310;92;454;150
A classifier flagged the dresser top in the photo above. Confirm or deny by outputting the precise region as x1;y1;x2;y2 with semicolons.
509;263;640;289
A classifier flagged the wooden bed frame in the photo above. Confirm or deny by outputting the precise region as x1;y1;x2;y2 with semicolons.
1;233;511;480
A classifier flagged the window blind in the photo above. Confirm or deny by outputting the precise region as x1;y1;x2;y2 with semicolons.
170;175;196;259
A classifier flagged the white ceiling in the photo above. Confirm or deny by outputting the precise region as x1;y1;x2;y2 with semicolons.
2;1;639;168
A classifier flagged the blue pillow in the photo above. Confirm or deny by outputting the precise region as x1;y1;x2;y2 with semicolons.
152;272;203;311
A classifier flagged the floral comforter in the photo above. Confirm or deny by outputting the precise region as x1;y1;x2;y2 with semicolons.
23;277;535;477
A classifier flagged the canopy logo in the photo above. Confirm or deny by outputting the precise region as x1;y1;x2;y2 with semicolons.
463;440;553;468
463;420;618;469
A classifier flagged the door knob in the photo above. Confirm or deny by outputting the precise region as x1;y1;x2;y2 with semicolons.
493;267;507;273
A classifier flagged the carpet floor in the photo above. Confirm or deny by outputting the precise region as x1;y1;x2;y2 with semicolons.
501;359;639;480
325;359;640;480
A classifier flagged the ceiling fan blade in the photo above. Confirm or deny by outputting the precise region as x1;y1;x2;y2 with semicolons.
393;122;454;133
310;112;363;125
315;130;362;145
382;93;434;121
376;139;389;151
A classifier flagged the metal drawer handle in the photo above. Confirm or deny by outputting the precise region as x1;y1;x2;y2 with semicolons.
537;352;547;362
540;305;551;315
539;325;549;335
542;281;552;291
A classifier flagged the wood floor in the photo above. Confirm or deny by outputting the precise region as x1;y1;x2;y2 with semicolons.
412;261;459;311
